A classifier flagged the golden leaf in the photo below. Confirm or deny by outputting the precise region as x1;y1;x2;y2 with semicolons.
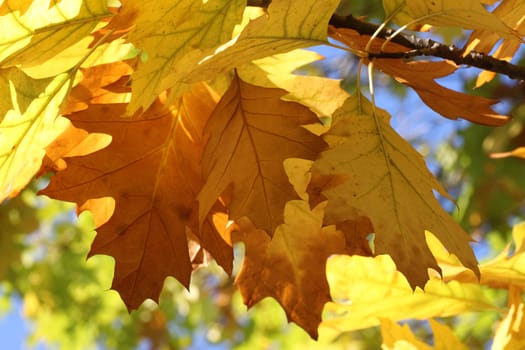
41;64;232;309
122;0;245;114
329;27;509;126
311;93;479;288
198;74;326;234
321;255;493;333
235;200;346;339
0;68;70;201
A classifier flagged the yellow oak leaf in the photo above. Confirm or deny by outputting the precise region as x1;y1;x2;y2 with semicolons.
463;0;525;87
380;318;433;350
121;0;245;114
0;0;111;72
183;0;340;86
329;27;509;126
321;255;493;333
492;286;525;350
430;319;469;350
311;93;479;288
0;68;70;202
198;74;326;235
380;318;468;350
41;68;232;309
234;200;346;339
432;222;525;290
383;0;518;39
237;49;349;119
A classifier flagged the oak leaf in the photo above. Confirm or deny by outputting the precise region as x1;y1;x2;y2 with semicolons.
234;200;346;339
463;0;525;86
184;0;340;85
198;74;326;234
0;0;111;73
431;222;525;290
492;286;525;350
237;49;349;119
311;94;479;288
380;318;468;350
0;68;70;202
321;255;493;333
329;27;509;126
383;0;518;39
120;0;245;114
41;69;232;309
380;318;433;350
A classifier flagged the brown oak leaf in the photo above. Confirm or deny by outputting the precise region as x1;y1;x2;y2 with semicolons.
198;74;326;235
329;26;509;126
41;66;232;309
234;200;346;339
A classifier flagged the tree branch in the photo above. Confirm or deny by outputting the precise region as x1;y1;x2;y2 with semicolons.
330;15;525;82
245;0;525;82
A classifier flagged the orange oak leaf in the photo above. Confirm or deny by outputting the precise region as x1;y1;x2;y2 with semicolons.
329;26;509;126
41;71;232;309
234;200;346;339
198;74;326;235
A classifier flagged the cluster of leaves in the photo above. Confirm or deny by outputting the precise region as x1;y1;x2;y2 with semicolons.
2;0;525;347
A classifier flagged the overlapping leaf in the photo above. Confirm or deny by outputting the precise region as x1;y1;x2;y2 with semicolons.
183;0;340;85
492;287;525;350
380;318;468;350
380;319;433;350
383;0;518;39
198;74;326;234
432;222;525;290
321;255;493;332
120;0;245;114
311;94;479;288
235;200;346;339
41;65;232;309
463;0;525;86
237;49;349;119
329;27;509;126
0;68;70;202
0;0;111;72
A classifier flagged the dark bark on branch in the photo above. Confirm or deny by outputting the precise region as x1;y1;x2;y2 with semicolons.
331;15;525;82
245;0;525;82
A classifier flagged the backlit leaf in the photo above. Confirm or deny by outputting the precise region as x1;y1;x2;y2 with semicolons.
198;74;326;234
183;0;340;85
463;0;525;86
0;0;111;72
380;318;433;350
430;319;469;350
121;0;245;114
321;255;493;332
492;286;525;350
41;66;232;309
0;68;70;202
311;93;479;288
383;0;518;39
329;27;509;126
235;200;346;339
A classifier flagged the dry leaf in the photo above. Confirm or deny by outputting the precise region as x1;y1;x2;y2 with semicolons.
311;93;479;288
198;74;326;234
41;65;232;309
234;200;346;339
329;26;509;126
